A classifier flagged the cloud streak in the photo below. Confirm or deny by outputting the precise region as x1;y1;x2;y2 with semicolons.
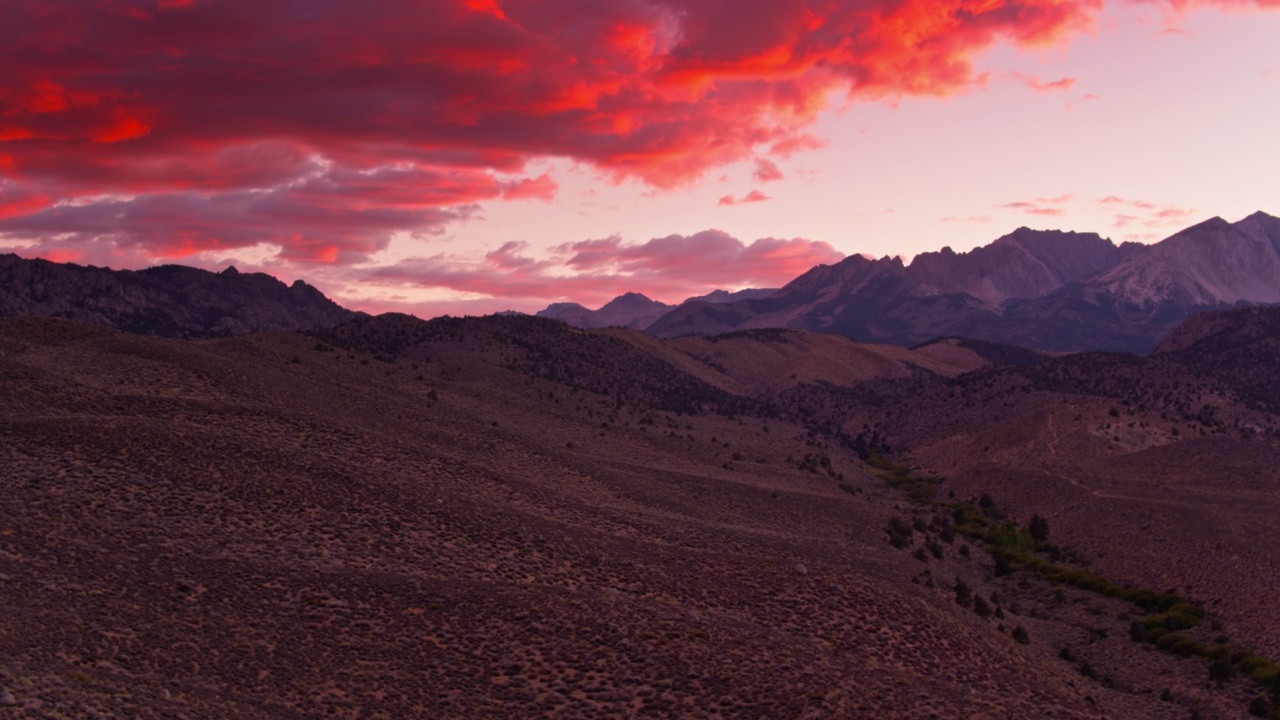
718;190;772;206
1097;196;1197;229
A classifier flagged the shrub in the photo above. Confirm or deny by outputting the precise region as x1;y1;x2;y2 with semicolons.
927;539;944;560
954;579;973;609
1238;656;1280;685
994;555;1012;577
1210;659;1237;683
1028;515;1049;543
886;517;914;549
938;525;955;544
1249;696;1270;718
1012;626;1030;645
973;596;993;619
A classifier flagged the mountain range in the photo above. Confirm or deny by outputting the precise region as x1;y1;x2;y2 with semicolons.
2;211;1276;355
0;254;360;337
539;211;1280;353
536;288;777;330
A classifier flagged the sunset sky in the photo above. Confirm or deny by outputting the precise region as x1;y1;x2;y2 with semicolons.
1;0;1277;316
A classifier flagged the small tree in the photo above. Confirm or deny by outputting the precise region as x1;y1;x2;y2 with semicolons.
954;579;973;609
1028;515;1050;543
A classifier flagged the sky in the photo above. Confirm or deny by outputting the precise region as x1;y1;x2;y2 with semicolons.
1;0;1277;317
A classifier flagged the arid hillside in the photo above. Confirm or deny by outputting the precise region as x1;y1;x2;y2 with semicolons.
1;313;1275;718
857;307;1280;674
603;327;983;397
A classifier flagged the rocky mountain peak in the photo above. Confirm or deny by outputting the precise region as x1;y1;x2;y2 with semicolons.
906;227;1122;306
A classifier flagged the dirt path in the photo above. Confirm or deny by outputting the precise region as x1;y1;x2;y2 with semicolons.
1046;412;1060;457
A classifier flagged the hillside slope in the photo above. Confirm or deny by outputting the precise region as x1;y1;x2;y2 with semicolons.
856;305;1280;675
0;314;1210;719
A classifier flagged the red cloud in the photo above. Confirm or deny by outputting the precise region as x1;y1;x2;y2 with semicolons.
501;172;558;202
0;182;52;220
0;0;1275;277
0;166;491;264
718;189;772;206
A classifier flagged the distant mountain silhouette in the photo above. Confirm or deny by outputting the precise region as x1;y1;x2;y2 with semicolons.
537;293;673;329
536;288;777;329
0;254;360;337
646;212;1280;353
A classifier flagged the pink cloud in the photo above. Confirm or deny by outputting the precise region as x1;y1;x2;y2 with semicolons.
362;229;843;310
1011;73;1078;93
940;214;993;223
718;189;772;206
1096;196;1197;229
1098;196;1157;209
753;158;784;183
1001;198;1069;216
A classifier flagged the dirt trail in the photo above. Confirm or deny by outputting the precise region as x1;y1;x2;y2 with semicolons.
1046;412;1060;457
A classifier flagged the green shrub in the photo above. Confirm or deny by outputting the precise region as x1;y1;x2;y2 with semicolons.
1239;656;1280;685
